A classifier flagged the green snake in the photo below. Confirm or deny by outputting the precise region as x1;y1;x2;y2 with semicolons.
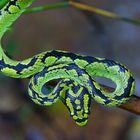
0;0;135;126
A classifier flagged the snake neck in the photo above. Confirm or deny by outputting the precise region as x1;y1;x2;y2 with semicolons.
0;0;34;70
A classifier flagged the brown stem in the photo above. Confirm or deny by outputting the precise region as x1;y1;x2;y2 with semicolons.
120;95;140;115
101;85;140;115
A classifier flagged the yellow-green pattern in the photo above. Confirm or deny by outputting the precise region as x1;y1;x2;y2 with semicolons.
0;0;135;126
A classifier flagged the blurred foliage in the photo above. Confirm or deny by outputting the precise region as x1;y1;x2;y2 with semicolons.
0;0;9;9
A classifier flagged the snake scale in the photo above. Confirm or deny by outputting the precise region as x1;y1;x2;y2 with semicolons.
0;0;135;126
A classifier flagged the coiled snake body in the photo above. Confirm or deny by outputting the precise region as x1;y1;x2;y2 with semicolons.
0;0;135;126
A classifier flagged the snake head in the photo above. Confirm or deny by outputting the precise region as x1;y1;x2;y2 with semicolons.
61;85;91;126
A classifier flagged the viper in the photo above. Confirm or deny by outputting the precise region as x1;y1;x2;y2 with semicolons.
0;0;135;126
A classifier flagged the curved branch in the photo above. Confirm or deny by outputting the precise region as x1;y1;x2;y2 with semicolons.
120;95;140;115
102;85;140;115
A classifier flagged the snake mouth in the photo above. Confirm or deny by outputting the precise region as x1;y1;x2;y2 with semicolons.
74;117;88;126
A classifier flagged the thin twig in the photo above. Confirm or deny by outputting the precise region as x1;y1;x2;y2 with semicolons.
24;1;140;26
24;2;70;14
69;1;140;25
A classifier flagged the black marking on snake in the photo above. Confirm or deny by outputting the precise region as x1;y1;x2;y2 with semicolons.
40;51;127;76
92;81;108;100
71;85;82;95
33;64;87;86
104;100;111;104
4;0;20;14
29;79;66;105
40;52;50;63
101;59;126;73
28;83;36;98
115;76;134;100
0;56;38;74
75;118;88;123
51;51;127;73
34;93;57;105
65;86;91;111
